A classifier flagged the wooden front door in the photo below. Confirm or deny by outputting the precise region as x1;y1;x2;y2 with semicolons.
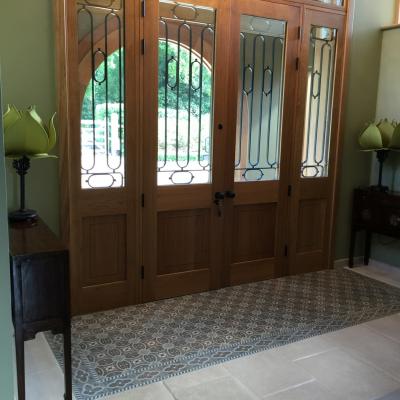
289;10;346;274
59;0;350;312
223;1;301;285
142;0;231;301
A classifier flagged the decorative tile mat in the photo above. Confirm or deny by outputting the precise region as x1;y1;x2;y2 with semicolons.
46;269;400;400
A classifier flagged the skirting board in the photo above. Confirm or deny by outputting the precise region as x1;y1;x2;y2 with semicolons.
334;258;400;271
334;258;400;290
334;257;363;269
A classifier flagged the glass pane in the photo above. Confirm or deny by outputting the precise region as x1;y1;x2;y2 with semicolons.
78;0;125;189
235;16;286;183
158;1;216;186
301;26;337;178
315;0;343;6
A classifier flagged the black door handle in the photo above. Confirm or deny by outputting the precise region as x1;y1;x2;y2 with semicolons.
214;192;225;201
225;191;236;199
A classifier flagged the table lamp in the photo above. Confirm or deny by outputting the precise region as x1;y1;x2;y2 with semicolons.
359;119;400;192
3;105;57;222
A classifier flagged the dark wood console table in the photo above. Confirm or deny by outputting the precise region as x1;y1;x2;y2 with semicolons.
9;218;72;400
349;188;400;267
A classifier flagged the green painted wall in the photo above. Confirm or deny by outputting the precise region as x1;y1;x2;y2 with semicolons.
372;27;400;268
0;0;59;234
0;79;16;399
334;0;396;260
0;0;396;263
370;150;400;266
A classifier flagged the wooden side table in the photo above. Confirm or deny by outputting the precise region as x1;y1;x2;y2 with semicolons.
349;188;400;267
9;218;72;400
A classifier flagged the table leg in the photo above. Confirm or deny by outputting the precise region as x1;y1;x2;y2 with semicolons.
15;327;25;400
349;227;356;268
364;231;372;266
63;323;72;400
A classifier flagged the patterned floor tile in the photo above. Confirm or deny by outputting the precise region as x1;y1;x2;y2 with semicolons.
45;269;400;400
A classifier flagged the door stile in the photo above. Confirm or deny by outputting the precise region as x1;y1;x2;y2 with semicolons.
142;0;159;302
125;0;143;306
63;0;81;314
208;0;232;290
274;3;303;279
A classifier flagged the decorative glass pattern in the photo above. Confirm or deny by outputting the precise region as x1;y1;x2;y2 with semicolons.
301;26;337;178
78;0;125;189
157;1;216;186
235;16;286;182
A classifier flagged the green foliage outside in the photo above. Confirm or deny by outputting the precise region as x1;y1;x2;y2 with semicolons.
82;42;212;120
158;40;212;117
81;42;213;162
82;50;124;121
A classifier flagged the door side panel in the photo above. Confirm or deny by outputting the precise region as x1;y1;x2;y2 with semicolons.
289;10;346;275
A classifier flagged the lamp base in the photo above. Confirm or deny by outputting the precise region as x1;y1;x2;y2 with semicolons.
8;209;38;223
368;185;389;193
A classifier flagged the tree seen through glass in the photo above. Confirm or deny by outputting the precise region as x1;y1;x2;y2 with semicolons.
81;42;213;165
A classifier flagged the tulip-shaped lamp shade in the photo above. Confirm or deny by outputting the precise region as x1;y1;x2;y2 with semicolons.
3;105;57;222
358;119;399;192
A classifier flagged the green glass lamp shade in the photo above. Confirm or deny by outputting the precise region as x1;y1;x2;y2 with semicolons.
377;119;395;148
358;123;384;151
390;124;400;150
358;119;400;151
3;104;57;159
358;119;400;193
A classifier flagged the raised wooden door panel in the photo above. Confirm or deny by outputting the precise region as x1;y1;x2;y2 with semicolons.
157;209;210;274
230;201;277;285
142;0;231;301
62;0;141;314
81;214;127;286
289;9;346;275
224;0;301;286
155;208;211;298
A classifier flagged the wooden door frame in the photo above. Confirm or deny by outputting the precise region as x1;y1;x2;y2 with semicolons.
329;0;354;267
54;0;142;314
55;0;353;313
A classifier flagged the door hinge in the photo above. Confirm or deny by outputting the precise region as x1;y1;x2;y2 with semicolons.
141;193;145;207
284;245;288;257
141;265;145;279
141;39;146;55
295;57;300;71
141;0;146;17
298;26;302;40
288;184;292;197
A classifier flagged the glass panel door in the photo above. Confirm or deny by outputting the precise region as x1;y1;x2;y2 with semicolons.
224;0;300;286
143;0;230;301
289;10;345;276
